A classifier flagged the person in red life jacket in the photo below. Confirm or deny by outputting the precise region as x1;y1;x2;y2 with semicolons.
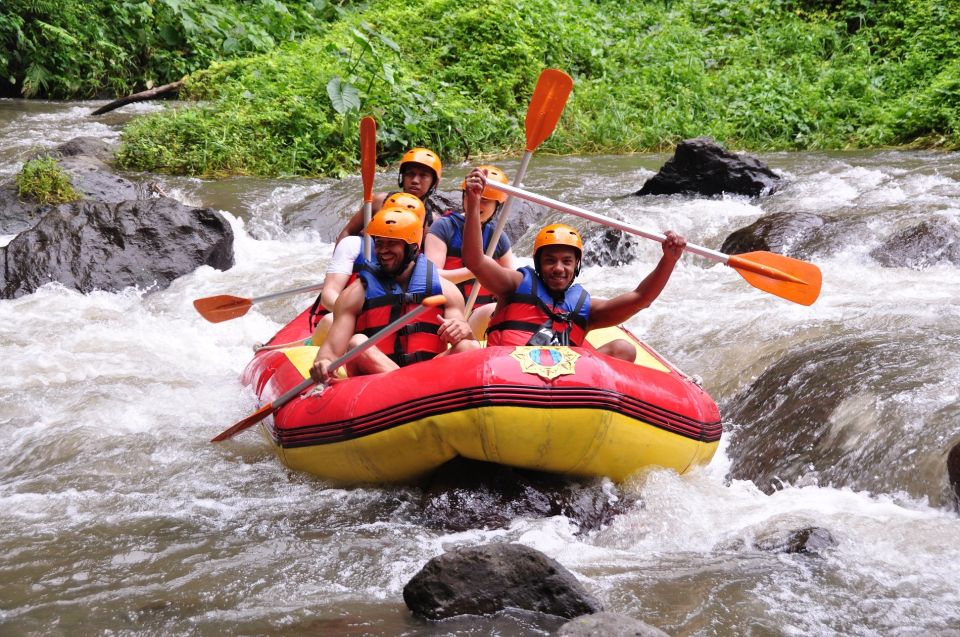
460;167;686;361
309;193;428;344
424;165;515;338
311;207;479;382
336;147;445;243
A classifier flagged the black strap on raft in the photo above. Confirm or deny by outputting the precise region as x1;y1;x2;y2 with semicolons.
308;292;327;330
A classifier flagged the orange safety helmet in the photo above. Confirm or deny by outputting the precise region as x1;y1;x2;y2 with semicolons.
398;147;442;195
382;192;426;223
460;165;509;203
366;206;424;247
533;223;583;277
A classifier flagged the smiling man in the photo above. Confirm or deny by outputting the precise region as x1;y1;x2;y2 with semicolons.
460;167;687;361
312;206;478;382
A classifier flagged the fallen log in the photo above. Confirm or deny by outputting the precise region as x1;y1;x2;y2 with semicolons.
90;79;183;116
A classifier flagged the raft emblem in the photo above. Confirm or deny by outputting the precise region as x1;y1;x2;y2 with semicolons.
510;346;580;380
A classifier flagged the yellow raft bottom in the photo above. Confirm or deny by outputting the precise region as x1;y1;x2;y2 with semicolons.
262;326;718;483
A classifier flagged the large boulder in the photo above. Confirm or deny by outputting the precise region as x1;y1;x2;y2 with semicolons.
635;137;781;198
28;136;116;163
720;211;826;257
869;219;960;269
1;198;234;298
419;458;634;532
0;180;47;234
557;612;671;637
403;543;602;620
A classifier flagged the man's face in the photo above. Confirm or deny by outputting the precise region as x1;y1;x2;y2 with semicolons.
401;165;435;198
375;237;409;275
538;245;579;292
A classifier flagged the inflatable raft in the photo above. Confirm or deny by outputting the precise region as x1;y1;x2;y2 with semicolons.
241;308;722;483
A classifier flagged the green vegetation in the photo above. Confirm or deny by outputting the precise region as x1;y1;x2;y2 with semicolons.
0;0;347;98
16;0;960;176
16;157;81;204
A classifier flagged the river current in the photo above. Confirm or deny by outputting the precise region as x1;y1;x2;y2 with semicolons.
1;100;958;636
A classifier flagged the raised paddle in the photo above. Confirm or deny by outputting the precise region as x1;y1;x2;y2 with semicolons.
193;282;325;323
360;116;377;261
484;181;823;306
464;68;573;316
210;294;447;442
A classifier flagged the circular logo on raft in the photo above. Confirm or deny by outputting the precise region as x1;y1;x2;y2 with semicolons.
510;346;581;380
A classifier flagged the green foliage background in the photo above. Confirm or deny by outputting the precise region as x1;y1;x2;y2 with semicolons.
5;0;959;176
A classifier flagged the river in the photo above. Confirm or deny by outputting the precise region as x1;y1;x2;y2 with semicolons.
1;99;958;636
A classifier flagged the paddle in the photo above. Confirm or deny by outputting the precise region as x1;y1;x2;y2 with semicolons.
210;294;447;442
463;68;573;316
193;282;325;323
483;181;823;306
361;116;377;261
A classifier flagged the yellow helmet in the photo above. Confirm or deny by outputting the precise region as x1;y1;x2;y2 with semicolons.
366;206;423;247
534;224;583;277
382;192;426;223
460;165;509;203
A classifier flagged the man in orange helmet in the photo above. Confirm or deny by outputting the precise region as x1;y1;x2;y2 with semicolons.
460;167;686;361
312;206;478;382
336;147;446;243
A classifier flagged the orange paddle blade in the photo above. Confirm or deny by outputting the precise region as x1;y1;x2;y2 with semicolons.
360;116;377;202
524;69;573;152
726;251;822;306
193;295;253;323
210;402;275;442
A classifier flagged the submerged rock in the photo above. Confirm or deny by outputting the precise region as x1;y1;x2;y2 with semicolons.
870;219;960;269
948;443;960;510
403;543;602;620
635;137;781;198
557;612;671;637
720;211;826;257
581;227;646;267
1;198;234;298
419;458;635;533
755;526;837;555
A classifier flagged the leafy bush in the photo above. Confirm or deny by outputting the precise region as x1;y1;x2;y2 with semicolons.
0;0;348;98
115;0;960;177
16;157;81;204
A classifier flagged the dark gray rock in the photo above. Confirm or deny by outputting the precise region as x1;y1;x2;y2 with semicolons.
0;180;48;234
582;227;646;267
635;137;781;198
1;198;234;298
720;212;826;257
869;219;960;269
557;612;671;637
948;443;960;510
420;458;635;533
756;526;837;555
28;136;116;163
57;155;144;203
403;543;602;620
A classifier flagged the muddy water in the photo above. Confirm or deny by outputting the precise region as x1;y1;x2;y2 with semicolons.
1;99;959;636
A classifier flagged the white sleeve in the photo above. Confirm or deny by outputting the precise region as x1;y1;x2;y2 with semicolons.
326;236;363;275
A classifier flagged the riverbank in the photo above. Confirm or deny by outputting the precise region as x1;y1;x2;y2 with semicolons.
113;0;960;177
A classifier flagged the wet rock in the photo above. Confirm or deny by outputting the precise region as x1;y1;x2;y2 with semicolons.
869;219;960;269
557;612;671;637
635;137;781;198
420;458;634;533
403;543;602;620
581;227;646;267
719;211;826;258
28;136;116;163
0;180;48;234
948;443;960;510
57;155;144;203
1;198;234;298
755;526;837;554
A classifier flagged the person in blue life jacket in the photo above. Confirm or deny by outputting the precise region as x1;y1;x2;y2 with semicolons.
424;165;515;339
459;167;687;361
309;193;427;345
311;206;479;383
336;148;446;243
